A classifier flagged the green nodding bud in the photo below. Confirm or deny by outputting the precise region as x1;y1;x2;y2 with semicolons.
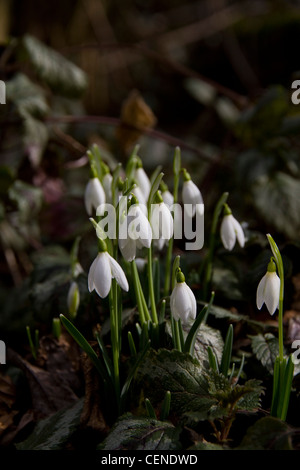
117;176;124;191
130;193;139;206
223;203;232;216
267;258;277;273
182;168;191;182
176;269;185;283
98;238;107;253
136;156;143;168
153;190;163;204
160;180;168;193
101;161;110;176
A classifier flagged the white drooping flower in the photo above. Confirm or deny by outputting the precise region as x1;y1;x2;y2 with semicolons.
256;259;280;315
84;177;106;215
162;189;174;207
170;269;197;325
182;170;203;218
134;166;151;201
67;281;80;318
118;201;152;262
88;242;129;298
220;204;245;251
150;192;174;249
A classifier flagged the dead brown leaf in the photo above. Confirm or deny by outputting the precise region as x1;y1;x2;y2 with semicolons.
116;89;157;153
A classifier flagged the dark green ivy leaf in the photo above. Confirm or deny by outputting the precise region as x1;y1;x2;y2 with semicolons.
251;171;300;240
237;416;294;450
20;34;88;98
250;333;282;374
132;348;216;417
97;413;182;451
16;399;84;450
206;370;264;412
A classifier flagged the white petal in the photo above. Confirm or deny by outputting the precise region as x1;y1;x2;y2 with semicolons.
84;178;106;215
184;283;197;320
232;217;245;248
162;190;174;207
170;282;196;325
182;180;203;218
135;168;151;199
94;252;112;298
132;186;147;206
220;215;236;251
256;274;267;310
88;255;98;292
108;254;129;292
264;272;280;315
119;237;136;262
160;203;173;240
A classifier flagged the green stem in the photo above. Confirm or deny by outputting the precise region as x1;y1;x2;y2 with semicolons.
131;261;147;325
267;234;284;362
163;148;181;297
109;283;120;408
148;244;158;324
202;192;229;300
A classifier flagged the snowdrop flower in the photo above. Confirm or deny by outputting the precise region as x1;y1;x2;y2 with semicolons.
150;191;173;249
88;240;129;298
160;181;174;207
67;281;80;319
162;189;174;207
84;177;106;215
132;184;148;208
118;198;152;262
182;169;203;218
170;269;197;325
134;166;151;201
220;204;245;251
256;259;280;315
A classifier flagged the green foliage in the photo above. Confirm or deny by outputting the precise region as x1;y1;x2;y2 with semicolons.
206;370;263;412
235;86;290;145
98;413;182;451
16;399;84;450
250;333;282;374
132;348;215;417
237;416;294;450
19;34;88;98
252;171;300;240
166;321;224;366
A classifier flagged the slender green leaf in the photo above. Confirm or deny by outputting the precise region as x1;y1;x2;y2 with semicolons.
96;332;113;380
184;305;208;355
128;331;137;357
160;391;171;421
280;355;294;421
207;346;219;372
145;398;157;419
271;356;281;417
120;339;150;402
220;324;233;377
59;314;109;383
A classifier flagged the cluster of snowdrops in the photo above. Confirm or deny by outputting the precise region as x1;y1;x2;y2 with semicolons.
62;144;294;422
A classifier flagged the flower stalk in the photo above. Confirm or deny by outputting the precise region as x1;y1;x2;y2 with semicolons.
163;147;181;298
265;234;294;421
